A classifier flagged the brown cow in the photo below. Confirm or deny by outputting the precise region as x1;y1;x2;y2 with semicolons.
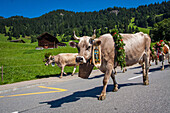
151;44;170;70
45;53;78;78
70;31;151;100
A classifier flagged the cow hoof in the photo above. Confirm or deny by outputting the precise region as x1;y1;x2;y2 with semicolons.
98;95;106;100
59;76;62;79
113;84;118;92
113;87;118;92
114;72;117;75
161;68;164;71
143;81;149;85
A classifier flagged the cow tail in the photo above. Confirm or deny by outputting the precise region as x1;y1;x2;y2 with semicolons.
145;34;151;69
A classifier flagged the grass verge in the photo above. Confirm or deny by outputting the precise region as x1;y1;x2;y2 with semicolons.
0;34;79;85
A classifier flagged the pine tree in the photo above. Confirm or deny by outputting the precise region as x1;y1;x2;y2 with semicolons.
7;35;12;40
135;27;140;33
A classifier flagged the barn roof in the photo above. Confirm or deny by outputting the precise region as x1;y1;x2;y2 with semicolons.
37;32;59;43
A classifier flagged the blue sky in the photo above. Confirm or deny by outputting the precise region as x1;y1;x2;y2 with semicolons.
0;0;168;18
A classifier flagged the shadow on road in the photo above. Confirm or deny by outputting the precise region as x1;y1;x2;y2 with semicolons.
134;64;169;74
149;64;169;72
88;74;104;79
39;83;142;108
129;65;141;70
36;72;73;79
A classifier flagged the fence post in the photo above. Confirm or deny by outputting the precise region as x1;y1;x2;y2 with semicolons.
1;65;3;82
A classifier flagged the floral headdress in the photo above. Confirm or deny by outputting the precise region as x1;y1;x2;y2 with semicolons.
155;40;164;51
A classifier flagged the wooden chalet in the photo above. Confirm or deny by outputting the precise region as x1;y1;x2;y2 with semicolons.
37;32;66;49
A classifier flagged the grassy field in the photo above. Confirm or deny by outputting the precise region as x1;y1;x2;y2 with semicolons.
129;17;152;34
0;34;79;85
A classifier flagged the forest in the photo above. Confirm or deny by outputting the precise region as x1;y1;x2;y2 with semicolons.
0;1;169;42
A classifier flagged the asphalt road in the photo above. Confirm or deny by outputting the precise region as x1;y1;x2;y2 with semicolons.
0;61;170;113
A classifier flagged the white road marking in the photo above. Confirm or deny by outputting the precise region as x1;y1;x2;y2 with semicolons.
12;111;18;113
128;75;142;80
128;72;152;80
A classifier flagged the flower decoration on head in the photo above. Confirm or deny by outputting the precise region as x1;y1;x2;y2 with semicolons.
159;40;163;43
155;40;164;52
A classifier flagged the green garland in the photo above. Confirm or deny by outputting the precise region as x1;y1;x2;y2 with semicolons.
151;40;169;58
112;32;126;69
164;40;170;47
155;40;164;51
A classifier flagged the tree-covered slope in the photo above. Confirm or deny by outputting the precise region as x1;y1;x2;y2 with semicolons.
0;1;169;40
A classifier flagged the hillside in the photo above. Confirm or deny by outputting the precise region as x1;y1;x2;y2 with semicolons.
0;1;169;42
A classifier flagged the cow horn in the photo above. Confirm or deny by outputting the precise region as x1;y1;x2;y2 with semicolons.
91;29;96;39
73;31;80;40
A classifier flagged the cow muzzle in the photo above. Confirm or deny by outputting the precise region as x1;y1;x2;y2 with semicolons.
76;56;86;64
45;63;49;66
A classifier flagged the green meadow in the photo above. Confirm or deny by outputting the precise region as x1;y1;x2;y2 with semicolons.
129;17;151;34
0;34;78;85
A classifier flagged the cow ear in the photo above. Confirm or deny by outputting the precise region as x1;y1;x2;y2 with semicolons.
93;39;101;46
69;41;77;48
89;38;93;44
49;55;53;60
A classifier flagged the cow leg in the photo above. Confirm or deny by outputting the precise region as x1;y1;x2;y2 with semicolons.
142;62;146;82
111;70;118;92
168;50;170;64
161;61;164;70
99;68;112;100
60;66;65;78
143;54;149;85
63;68;67;75
114;68;117;75
161;54;165;70
155;58;158;65
71;66;76;76
122;68;127;73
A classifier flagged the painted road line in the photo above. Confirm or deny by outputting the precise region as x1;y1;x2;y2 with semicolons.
0;86;67;98
128;75;143;80
38;86;67;92
6;91;58;97
12;111;18;113
128;72;152;80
